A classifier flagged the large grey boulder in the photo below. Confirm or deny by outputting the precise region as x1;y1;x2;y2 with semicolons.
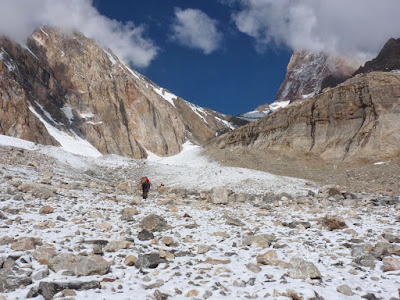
47;254;110;276
211;186;230;204
141;214;168;232
287;257;321;279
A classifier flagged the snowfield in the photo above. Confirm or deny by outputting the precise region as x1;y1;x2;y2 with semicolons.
0;135;399;300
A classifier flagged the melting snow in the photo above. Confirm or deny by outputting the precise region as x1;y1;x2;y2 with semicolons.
269;100;290;112
185;101;208;122
153;86;177;107
61;106;74;124
28;106;102;157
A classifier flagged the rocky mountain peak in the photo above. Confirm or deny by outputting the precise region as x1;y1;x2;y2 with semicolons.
354;37;400;75
0;26;240;158
275;50;359;102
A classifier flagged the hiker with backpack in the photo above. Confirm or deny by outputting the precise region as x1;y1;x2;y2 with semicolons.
138;177;151;199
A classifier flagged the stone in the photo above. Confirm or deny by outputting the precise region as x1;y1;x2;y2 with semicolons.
382;257;400;272
32;269;50;281
39;205;54;214
11;237;42;251
32;246;57;265
198;244;211;254
288;257;321;279
124;255;138;266
162;236;174;246
153;289;170;300
138;229;154;241
214;267;232;276
205;257;231;265
246;263;262;273
31;281;100;300
256;250;277;265
336;284;354;296
141;214;168;232
0;270;32;293
211;186;230;204
95;222;113;231
121;207;139;220
185;289;199;297
48;254;110;276
319;215;348;231
0;212;6;219
243;234;276;248
143;279;164;290
135;253;167;269
131;196;143;205
222;215;245;226
103;240;133;252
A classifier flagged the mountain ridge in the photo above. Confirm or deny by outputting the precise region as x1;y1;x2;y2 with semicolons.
0;26;242;158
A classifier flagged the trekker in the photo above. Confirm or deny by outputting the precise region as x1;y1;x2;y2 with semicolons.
138;177;151;199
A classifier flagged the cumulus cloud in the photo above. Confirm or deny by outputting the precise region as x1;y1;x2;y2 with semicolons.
0;0;157;68
232;0;400;61
171;8;222;54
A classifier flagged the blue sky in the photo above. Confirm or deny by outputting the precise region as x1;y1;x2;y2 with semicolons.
2;0;400;116
92;0;292;116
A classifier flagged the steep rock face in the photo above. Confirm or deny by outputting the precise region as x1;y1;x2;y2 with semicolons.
275;50;358;102
0;27;237;158
354;38;400;75
213;72;400;163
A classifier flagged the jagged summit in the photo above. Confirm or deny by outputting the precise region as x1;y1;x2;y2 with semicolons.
354;37;400;75
0;26;240;158
275;50;359;103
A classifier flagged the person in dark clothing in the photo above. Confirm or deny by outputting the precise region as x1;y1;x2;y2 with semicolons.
138;177;151;199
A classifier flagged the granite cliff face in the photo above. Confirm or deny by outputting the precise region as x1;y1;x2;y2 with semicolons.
275;50;358;102
212;72;400;163
0;27;238;158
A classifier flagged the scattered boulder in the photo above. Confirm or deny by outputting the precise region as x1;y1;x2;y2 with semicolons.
222;214;245;226
161;236;174;246
382;257;400;272
141;214;168;232
211;186;230;204
48;254;110;276
124;255;138;266
243;234;276;248
336;284;354;296
197;244;211;254
33;246;57;265
205;257;231;265
288;257;321;279
135;253;167;269
103;240;133;252
39;206;54;214
11;237;42;251
319;215;348;231
138;229;154;241
0;268;32;293
27;281;100;300
121;207;139;220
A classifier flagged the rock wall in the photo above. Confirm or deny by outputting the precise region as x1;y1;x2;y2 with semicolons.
213;72;400;163
0;26;237;158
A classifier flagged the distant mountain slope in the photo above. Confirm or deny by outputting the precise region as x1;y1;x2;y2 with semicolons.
210;72;400;163
0;26;240;158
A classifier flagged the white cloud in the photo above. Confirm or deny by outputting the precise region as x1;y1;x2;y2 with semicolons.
232;0;400;61
0;0;158;68
171;8;222;54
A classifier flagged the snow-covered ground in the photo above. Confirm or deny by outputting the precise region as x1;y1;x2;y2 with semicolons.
0;135;399;300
